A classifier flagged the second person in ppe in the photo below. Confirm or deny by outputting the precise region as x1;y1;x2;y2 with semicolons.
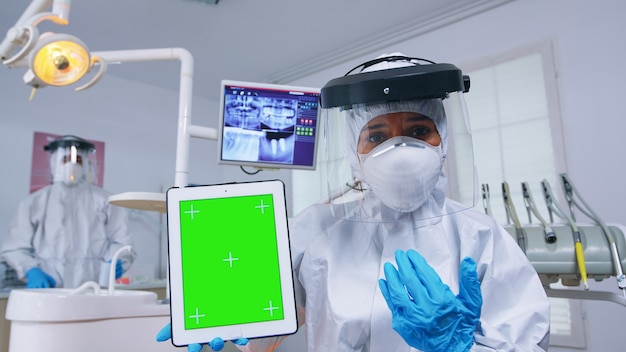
1;135;136;288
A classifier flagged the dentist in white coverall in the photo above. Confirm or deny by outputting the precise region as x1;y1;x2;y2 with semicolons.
158;54;550;352
1;135;136;288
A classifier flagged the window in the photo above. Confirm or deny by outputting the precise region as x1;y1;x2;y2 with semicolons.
459;47;564;220
459;42;584;349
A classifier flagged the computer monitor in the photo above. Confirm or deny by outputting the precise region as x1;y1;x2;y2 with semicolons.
218;80;320;170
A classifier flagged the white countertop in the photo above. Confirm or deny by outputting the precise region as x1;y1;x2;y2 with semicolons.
0;280;167;299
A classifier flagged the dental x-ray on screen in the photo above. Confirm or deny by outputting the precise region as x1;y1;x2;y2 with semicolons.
218;80;320;170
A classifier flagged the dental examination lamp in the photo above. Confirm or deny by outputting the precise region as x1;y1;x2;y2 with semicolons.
0;0;106;99
25;33;104;90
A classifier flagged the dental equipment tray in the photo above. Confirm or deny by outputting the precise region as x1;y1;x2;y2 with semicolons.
504;224;626;280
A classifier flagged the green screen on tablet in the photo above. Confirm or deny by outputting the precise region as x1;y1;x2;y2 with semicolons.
179;194;284;329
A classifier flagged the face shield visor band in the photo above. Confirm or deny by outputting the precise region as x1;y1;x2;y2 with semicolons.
44;135;95;153
320;62;470;109
317;57;476;224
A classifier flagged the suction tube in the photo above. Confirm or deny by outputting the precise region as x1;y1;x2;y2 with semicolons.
108;245;132;295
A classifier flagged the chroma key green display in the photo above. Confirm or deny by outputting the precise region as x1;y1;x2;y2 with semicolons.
178;194;284;330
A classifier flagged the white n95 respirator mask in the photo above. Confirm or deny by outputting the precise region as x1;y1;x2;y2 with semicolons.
58;162;83;186
359;136;443;213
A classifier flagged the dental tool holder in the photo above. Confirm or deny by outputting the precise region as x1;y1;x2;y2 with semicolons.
503;223;626;306
503;223;626;284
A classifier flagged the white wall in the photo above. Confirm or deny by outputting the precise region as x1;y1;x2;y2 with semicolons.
286;0;626;351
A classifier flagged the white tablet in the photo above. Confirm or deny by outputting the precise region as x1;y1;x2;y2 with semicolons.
166;180;298;347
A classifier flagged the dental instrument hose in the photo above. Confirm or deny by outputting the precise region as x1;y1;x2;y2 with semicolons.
560;173;626;297
502;181;526;253
522;182;557;243
542;179;589;290
481;184;493;217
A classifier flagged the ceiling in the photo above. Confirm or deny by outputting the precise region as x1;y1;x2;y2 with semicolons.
1;0;512;98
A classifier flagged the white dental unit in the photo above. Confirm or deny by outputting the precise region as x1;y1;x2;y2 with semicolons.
4;246;175;351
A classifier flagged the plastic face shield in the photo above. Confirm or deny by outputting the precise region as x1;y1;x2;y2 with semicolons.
318;57;477;222
45;136;95;185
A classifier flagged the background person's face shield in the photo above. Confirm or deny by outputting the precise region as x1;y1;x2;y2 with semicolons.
318;56;476;223
45;136;96;186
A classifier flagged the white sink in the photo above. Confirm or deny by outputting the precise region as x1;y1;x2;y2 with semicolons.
5;287;177;352
5;287;166;321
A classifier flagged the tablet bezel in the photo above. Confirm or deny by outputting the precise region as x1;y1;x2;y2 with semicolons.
166;180;297;346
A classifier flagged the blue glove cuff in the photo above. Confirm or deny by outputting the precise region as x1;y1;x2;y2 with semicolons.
25;267;56;288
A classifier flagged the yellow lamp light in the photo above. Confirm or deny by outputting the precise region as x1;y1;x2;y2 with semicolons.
29;33;90;86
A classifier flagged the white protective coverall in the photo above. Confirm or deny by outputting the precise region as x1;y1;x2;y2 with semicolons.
239;99;550;351
286;199;550;352
238;202;550;352
2;182;135;288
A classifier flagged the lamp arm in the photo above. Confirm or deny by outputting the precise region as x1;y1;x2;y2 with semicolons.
1;25;39;66
1;11;69;64
0;0;64;61
75;55;107;92
13;0;53;27
12;0;69;26
52;0;72;22
93;48;216;188
29;11;69;27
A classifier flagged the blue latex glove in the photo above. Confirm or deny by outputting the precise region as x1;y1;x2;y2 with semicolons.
156;323;248;352
379;249;482;352
106;259;124;279
25;267;56;288
115;259;123;279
